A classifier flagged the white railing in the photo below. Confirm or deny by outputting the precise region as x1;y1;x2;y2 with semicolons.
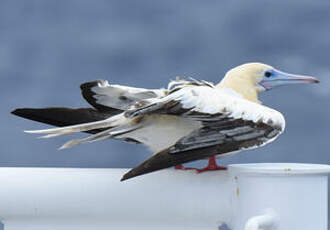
0;163;328;230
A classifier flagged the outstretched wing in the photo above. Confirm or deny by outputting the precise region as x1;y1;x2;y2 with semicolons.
80;80;167;112
11;107;115;134
121;86;285;181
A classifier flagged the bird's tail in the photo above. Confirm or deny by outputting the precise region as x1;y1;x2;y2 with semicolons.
12;107;135;149
11;107;121;134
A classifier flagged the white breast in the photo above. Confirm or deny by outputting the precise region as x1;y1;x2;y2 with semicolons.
117;115;202;153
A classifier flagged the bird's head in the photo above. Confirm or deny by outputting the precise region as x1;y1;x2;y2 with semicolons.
217;62;319;103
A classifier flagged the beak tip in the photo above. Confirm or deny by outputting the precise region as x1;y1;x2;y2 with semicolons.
302;76;319;84
310;77;320;84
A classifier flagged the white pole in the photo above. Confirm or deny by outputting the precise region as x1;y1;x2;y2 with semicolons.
0;163;328;230
228;163;330;230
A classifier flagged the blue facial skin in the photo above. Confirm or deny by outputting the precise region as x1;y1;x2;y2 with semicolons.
259;69;319;90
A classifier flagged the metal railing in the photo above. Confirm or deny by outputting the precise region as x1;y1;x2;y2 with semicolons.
0;163;328;230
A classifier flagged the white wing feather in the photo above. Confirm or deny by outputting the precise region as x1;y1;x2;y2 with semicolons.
140;86;285;130
90;80;167;110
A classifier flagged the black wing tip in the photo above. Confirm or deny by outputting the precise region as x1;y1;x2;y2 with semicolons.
80;79;121;113
120;167;146;181
119;148;183;181
80;79;105;91
120;174;130;182
11;108;33;117
11;108;20;116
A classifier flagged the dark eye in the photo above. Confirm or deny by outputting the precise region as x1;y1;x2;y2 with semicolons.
265;71;272;78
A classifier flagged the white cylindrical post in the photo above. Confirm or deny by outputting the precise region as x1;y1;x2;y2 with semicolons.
227;163;330;230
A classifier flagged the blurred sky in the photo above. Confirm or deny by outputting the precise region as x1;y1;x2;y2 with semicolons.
1;0;330;225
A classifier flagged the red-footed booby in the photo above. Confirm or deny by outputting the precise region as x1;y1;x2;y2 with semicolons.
11;63;319;181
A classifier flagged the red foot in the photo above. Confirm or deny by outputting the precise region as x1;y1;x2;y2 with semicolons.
174;164;184;170
174;157;227;173
196;156;227;173
174;164;198;170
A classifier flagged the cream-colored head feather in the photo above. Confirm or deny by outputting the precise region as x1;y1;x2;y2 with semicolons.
217;63;273;104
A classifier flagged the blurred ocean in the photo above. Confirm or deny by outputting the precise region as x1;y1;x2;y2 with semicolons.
1;0;329;228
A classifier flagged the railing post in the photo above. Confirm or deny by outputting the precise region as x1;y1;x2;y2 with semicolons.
227;163;330;230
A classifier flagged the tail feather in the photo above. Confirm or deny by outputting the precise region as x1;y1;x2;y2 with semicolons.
59;128;113;149
11;107;118;134
12;107;142;149
59;123;142;150
24;113;124;138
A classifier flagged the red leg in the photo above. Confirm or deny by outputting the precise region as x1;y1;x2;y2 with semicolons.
174;164;198;170
174;157;226;172
196;156;227;173
174;165;184;170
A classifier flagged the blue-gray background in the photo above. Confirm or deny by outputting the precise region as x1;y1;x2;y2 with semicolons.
1;0;329;228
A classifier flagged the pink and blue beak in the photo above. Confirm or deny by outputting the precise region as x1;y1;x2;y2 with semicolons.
260;69;319;90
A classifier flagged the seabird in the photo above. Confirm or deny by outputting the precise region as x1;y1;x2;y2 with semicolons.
11;63;319;181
